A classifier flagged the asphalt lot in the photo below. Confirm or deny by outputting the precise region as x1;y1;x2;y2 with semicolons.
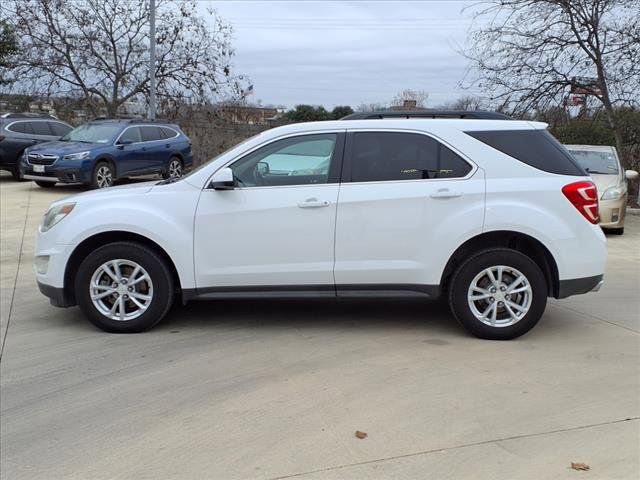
1;172;639;480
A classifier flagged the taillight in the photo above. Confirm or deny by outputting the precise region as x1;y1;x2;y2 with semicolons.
562;181;599;224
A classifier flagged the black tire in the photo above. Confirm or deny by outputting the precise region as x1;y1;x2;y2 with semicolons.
162;156;183;180
448;248;547;340
35;181;56;188
74;242;175;333
609;227;624;235
11;163;25;181
91;161;115;189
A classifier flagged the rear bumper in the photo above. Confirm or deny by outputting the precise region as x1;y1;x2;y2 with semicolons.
557;274;604;299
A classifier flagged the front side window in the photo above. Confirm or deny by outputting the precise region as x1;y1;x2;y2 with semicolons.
231;133;337;187
119;127;142;144
566;149;619;175
349;131;472;182
61;123;122;144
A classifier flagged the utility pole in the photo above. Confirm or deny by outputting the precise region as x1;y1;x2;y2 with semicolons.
149;0;157;119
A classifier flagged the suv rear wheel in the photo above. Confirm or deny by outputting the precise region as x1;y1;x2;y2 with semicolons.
74;242;175;333
448;248;547;340
162;156;183;180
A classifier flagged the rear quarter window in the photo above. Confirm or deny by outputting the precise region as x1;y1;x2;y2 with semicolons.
465;130;586;176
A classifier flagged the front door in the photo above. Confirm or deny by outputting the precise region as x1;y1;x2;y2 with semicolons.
115;126;148;174
194;132;345;290
334;130;485;291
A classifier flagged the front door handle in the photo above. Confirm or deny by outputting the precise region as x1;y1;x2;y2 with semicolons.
430;188;462;199
298;198;330;208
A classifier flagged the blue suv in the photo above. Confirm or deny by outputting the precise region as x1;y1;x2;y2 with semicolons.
20;119;193;189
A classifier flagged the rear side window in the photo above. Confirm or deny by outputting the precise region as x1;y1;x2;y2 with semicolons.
348;132;472;182
31;121;52;135
466;130;586;175
160;127;178;139
140;126;163;142
48;122;72;136
7;121;34;134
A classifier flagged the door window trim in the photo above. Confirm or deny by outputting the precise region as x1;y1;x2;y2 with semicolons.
114;125;180;145
342;128;478;184
5;120;36;135
207;130;347;190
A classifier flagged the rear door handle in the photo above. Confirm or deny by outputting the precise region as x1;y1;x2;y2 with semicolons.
430;188;462;199
298;198;330;208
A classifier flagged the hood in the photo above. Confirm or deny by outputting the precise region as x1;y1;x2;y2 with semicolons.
28;140;105;154
52;181;157;207
590;173;621;197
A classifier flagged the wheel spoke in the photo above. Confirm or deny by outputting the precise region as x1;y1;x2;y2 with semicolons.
504;302;519;321
506;274;526;293
118;296;125;320
91;290;115;300
490;303;498;326
102;264;118;282
112;260;122;281
486;268;499;287
130;274;149;286
129;296;147;310
496;266;504;284
129;291;151;302
506;300;527;313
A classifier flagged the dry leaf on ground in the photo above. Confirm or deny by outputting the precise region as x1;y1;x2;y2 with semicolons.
355;430;367;439
571;462;590;471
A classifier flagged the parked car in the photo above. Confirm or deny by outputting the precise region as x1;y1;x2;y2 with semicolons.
21;118;193;189
565;144;639;235
0;113;73;180
34;111;607;339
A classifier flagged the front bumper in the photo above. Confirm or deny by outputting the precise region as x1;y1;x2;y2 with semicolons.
598;196;627;228
20;159;93;184
38;281;74;307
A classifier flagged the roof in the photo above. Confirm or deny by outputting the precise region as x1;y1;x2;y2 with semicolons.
341;110;511;120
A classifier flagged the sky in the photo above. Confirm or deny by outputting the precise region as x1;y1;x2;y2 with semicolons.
200;0;482;109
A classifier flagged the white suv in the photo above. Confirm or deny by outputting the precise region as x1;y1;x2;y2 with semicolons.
34;112;607;339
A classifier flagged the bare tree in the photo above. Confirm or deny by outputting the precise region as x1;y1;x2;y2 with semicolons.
463;0;640;154
0;0;244;116
444;95;487;111
390;89;429;108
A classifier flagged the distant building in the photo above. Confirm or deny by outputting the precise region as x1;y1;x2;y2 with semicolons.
390;100;418;111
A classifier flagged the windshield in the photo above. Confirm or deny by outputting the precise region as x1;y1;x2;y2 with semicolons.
568;149;619;175
61;123;122;144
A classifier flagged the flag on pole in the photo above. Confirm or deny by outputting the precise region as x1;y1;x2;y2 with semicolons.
242;85;254;97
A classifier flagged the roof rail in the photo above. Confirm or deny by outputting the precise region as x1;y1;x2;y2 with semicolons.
341;110;511;120
90;116;170;124
1;112;57;119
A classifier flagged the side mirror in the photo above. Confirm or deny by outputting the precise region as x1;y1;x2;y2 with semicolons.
209;167;235;190
625;170;639;180
256;161;270;175
117;139;133;149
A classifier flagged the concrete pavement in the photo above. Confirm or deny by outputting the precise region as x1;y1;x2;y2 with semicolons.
1;173;639;479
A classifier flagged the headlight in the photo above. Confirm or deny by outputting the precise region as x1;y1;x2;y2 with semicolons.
601;185;626;200
41;203;75;232
63;151;91;161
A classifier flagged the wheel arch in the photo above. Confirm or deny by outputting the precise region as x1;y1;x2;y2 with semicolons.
440;230;560;298
94;155;117;177
63;231;182;305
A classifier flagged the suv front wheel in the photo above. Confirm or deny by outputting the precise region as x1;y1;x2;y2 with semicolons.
448;248;547;340
74;242;175;333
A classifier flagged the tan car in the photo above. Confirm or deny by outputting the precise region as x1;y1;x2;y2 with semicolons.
565;145;639;234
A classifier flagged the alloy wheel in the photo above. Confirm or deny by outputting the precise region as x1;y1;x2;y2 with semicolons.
96;165;113;188
89;259;154;321
467;265;532;327
168;159;182;178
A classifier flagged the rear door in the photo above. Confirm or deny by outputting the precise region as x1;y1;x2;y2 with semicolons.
334;130;485;293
